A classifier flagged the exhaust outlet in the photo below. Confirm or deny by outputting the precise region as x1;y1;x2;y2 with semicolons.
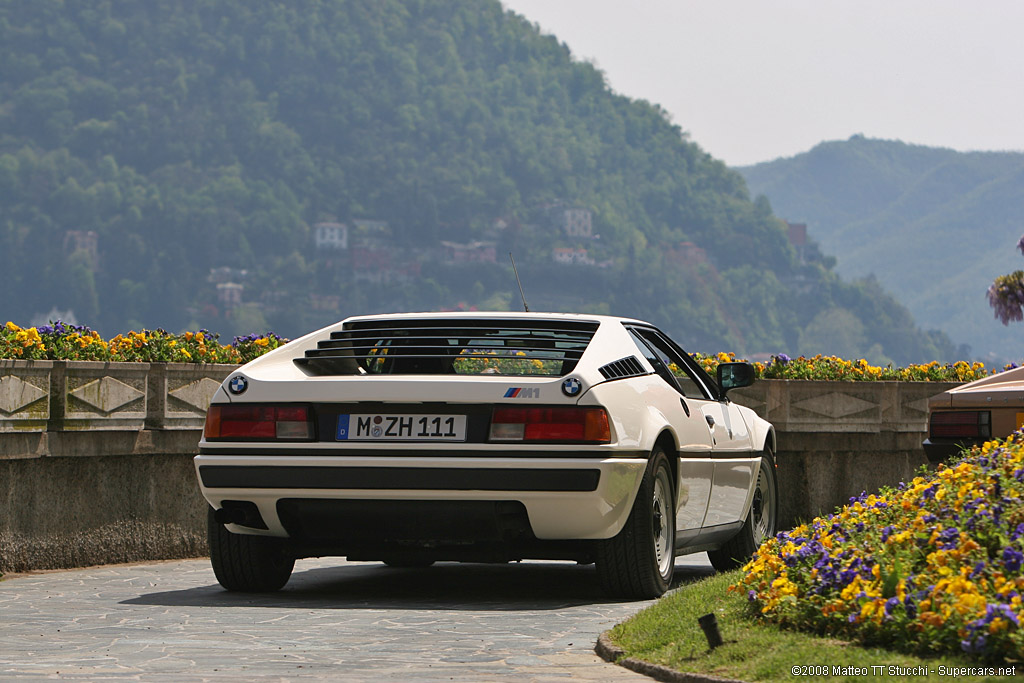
214;507;247;525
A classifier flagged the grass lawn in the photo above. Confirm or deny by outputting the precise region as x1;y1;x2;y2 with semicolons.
606;569;1017;683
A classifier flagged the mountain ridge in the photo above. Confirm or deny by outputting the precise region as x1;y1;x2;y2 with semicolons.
739;136;1023;362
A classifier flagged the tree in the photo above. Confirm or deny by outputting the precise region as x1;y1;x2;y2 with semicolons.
988;235;1024;325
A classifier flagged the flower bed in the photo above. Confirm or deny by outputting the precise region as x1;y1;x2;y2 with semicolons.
2;322;284;364
695;352;1001;383
734;432;1024;662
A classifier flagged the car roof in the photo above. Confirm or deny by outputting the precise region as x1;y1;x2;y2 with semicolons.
340;311;652;327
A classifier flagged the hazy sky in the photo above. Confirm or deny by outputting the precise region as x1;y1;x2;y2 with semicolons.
501;1;1024;166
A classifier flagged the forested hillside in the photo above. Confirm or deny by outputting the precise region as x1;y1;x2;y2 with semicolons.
0;1;960;363
740;136;1024;363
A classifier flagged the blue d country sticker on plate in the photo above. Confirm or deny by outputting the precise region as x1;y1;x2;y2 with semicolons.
336;414;350;440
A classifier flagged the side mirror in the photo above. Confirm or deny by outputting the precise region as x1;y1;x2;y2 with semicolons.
717;362;755;397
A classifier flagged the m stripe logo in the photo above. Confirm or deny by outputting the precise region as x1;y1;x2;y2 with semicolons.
504;387;540;398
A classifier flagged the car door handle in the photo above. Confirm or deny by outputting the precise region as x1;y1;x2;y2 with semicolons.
705;414;715;428
679;398;690;417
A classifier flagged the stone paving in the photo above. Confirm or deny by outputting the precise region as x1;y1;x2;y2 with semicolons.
0;554;716;681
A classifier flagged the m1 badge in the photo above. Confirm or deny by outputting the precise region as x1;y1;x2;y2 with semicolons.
561;377;582;397
228;375;248;395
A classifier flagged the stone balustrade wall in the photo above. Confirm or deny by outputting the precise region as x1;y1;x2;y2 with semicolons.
0;360;958;573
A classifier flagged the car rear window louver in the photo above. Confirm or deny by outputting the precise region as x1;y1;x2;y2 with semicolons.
295;318;599;377
598;356;648;381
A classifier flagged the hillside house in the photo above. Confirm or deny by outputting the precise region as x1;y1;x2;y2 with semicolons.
561;208;593;238
314;222;348;250
552;247;594;265
350;246;421;285
216;282;243;307
440;241;497;264
208;266;249;284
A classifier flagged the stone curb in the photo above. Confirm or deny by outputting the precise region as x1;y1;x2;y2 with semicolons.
595;631;748;683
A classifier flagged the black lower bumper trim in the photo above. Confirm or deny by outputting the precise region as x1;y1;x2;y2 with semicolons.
200;465;600;492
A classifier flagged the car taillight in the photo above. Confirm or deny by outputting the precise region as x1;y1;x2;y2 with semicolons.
204;405;314;440
490;406;610;443
930;411;991;439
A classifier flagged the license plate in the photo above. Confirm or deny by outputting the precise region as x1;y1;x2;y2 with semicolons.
337;414;467;441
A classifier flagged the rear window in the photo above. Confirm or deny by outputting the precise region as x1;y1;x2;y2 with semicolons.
296;318;598;377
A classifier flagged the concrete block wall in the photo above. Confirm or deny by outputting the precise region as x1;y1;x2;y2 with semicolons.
0;360;959;572
1;361;233;573
729;379;959;528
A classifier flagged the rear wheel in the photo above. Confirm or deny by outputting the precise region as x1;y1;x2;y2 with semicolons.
709;448;778;571
596;448;675;599
208;507;295;592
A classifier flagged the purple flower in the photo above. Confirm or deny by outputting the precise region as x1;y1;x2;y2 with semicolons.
937;527;960;549
1002;546;1023;573
988;271;1024;326
986;603;1019;627
776;353;791;365
961;635;987;654
963;603;1020;654
1018;233;1024;256
37;320;68;336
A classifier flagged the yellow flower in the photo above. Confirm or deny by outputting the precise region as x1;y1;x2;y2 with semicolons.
989;618;1011;634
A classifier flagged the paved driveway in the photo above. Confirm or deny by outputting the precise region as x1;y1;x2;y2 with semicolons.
1;555;715;681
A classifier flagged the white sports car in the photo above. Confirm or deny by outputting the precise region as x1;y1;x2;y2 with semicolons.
196;312;778;598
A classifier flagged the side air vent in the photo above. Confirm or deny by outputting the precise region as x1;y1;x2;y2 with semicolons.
598;356;647;380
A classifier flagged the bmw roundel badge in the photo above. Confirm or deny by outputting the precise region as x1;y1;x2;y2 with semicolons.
228;375;248;395
561;377;582;397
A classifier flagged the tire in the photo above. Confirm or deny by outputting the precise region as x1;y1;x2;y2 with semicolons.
207;507;295;592
709;447;778;571
596;448;676;599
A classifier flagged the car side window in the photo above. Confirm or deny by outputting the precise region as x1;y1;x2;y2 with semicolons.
628;328;710;400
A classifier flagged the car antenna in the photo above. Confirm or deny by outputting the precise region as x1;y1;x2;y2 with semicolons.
509;252;530;312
